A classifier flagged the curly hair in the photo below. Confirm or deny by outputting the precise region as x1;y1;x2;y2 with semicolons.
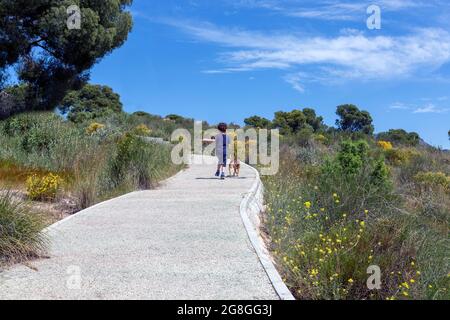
217;122;227;133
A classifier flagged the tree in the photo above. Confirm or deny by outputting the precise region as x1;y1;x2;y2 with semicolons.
0;70;7;91
273;110;306;135
0;84;27;119
0;0;133;117
377;129;420;147
303;108;326;132
272;108;325;135
59;84;123;123
165;114;185;122
336;104;374;135
244;115;271;128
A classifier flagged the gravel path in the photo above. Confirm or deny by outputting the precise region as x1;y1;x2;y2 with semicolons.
0;156;278;300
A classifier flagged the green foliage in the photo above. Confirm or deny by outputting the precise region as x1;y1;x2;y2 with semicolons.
0;191;48;266
336;104;374;135
60;84;123;123
108;133;175;190
414;172;450;192
272;108;325;135
0;84;28;119
336;140;369;176
263;140;449;299
244;115;271;128
0;111;181;213
127;112;195;140
303;108;326;132
0;112;96;172
165;114;185;122
273;109;306;135
385;148;421;166
318;140;392;219
0;0;133;115
377;129;420;147
295;127;315;147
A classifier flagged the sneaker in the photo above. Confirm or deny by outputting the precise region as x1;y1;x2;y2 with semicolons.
215;171;220;177
220;173;225;180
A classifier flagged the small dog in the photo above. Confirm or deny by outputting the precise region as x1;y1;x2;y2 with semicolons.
229;158;241;177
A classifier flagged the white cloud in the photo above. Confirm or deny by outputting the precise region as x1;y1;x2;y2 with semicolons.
390;103;410;110
228;0;433;21
283;74;305;93
166;20;450;82
413;104;449;113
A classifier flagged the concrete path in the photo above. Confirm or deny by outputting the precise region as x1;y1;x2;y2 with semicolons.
0;156;278;300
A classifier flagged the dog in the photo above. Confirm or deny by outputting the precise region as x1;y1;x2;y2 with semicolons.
229;158;241;177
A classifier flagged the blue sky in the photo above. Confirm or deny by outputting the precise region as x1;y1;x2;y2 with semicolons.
90;0;450;148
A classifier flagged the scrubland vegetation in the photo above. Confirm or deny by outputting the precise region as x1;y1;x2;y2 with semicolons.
251;105;450;300
0;1;448;299
0;107;190;267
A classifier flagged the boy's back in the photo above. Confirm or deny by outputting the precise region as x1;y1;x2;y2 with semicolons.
215;133;230;156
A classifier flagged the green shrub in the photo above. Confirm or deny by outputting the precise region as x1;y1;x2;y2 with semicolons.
414;172;450;192
317;140;392;221
2;114;34;136
133;124;152;136
377;129;420;147
0;191;48;266
263;138;449;300
385;148;420;166
108;133;176;190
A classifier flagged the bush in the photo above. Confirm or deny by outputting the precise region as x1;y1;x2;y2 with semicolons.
377;140;393;151
0;112;88;172
134;124;152;136
267;198;421;299
108;133;176;190
314;134;328;145
316;140;392;221
2;113;34;136
263;144;449;299
377;129;420;147
86;122;106;135
414;172;450;192
26;173;63;201
0;191;48;266
385;148;420;166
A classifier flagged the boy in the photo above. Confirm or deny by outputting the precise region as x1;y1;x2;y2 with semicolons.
203;123;230;180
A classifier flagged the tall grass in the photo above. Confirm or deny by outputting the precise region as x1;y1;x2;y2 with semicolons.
0;112;183;264
0;191;48;267
0;112;182;204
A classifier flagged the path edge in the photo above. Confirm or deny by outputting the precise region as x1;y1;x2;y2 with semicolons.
239;163;295;300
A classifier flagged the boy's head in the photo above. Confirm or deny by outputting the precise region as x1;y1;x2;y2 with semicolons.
218;122;227;133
